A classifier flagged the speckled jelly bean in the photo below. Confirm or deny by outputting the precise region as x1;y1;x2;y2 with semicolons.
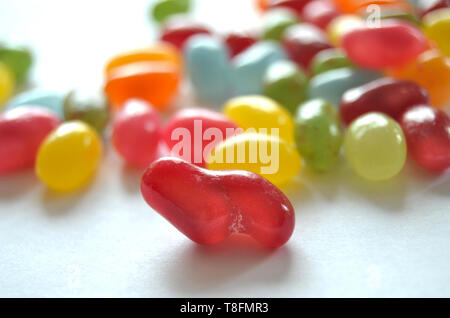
5;90;65;119
0;107;60;174
0;45;32;85
341;21;428;69
224;95;295;143
232;41;286;95
152;0;190;23
423;8;450;56
311;48;353;75
309;67;380;106
327;14;364;45
36;121;102;192
344;112;407;181
262;8;298;41
0;62;14;107
400;105;450;172
340;78;430;125
295;99;343;172
112;100;161;168
224;31;258;57
160;17;211;50
302;0;340;30
263;60;308;114
141;157;295;247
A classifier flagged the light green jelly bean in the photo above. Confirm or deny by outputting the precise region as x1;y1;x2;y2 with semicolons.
311;48;353;75
262;8;299;41
0;45;32;85
152;0;190;24
295;99;343;172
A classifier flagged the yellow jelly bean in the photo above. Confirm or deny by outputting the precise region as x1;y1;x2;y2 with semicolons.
0;62;15;107
223;95;295;144
327;14;364;46
207;132;302;185
423;8;450;57
36;121;102;192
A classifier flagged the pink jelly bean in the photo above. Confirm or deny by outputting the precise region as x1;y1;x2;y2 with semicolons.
400;105;450;172
112;99;161;167
341;21;428;69
301;0;339;30
0;106;60;174
163;108;240;167
269;0;313;17
283;23;332;70
224;31;258;57
141;157;295;247
160;17;212;51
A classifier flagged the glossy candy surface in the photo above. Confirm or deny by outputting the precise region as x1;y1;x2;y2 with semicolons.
423;8;450;56
262;8;298;41
112;100;161;167
224;31;258;57
268;0;313;16
160;17;211;50
0;62;14;107
400;105;450;172
340;78;430;125
207;132;302;185
0;45;32;84
141;157;295;247
152;0;190;23
333;0;411;13
302;0;340;30
327;14;364;45
263;60;309;114
311;48;353;75
224;95;295;143
295;99;343;171
36;121;102;192
0;107;60;174
344;112;407;181
163;108;239;167
5;90;65;119
417;0;450;18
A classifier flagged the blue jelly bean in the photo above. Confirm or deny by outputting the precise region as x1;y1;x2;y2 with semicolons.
308;68;381;106
232;41;286;95
5;90;65;118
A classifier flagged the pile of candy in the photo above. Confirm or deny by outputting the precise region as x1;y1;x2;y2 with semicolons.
1;0;450;248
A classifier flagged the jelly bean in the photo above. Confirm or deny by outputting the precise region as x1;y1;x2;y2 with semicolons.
207;133;302;184
0;107;60;174
36;121;102;192
283;23;333;70
185;35;233;104
232;41;286;95
0;45;32;85
302;0;340;30
400;105;450;172
224;95;295;143
268;0;313;16
262;8;298;41
256;0;271;11
160;17;211;50
344;112;406;181
333;0;411;13
295;99;343;171
63;89;110;133
152;0;190;23
224;31;258;58
263;60;308;114
112;100;161;168
423;8;450;56
340;78;429;125
327;14;364;45
141;157;295;247
341;21;428;69
0;62;14;107
417;0;450;18
309;67;381;106
311;48;353;75
163;108;240;167
387;49;450;108
5;90;65;119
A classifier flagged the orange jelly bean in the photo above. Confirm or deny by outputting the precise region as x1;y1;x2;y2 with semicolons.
386;49;450;108
105;43;181;110
333;0;411;13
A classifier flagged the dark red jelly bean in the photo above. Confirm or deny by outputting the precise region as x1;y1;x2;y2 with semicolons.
301;0;339;30
283;23;332;70
340;78;430;125
417;0;450;18
224;31;258;57
400;105;450;172
160;17;212;51
141;158;296;247
269;0;313;17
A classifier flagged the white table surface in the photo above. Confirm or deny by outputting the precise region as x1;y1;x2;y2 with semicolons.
0;0;449;298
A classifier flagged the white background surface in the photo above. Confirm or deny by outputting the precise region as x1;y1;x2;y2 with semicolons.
0;0;449;297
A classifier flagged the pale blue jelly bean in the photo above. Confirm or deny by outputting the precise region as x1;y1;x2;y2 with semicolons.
308;68;381;106
232;41;286;95
185;35;233;104
5;90;65;119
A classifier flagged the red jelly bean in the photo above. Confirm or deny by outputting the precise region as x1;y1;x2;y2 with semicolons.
163;108;240;167
160;17;211;51
340;78;430;125
417;0;450;18
283;23;332;70
269;0;313;17
141;158;295;247
341;21;428;69
0;106;60;174
302;0;339;30
224;32;258;57
400;105;450;172
112;99;161;167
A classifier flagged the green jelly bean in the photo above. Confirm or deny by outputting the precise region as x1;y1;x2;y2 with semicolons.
263;60;308;114
262;8;298;41
0;45;32;84
152;0;190;24
380;12;421;26
311;48;353;75
295;99;343;172
63;90;110;133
